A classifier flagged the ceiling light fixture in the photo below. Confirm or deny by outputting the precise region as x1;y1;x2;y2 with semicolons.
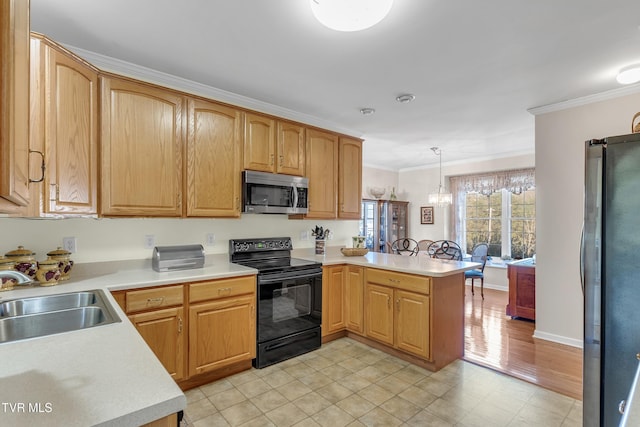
427;147;452;207
616;64;640;85
310;0;394;32
360;108;376;115
395;94;415;103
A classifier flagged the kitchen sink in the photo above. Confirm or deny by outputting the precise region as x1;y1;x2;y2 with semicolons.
0;291;99;317
0;290;120;343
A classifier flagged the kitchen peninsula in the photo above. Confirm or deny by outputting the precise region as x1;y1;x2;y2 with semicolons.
295;248;480;372
0;250;478;426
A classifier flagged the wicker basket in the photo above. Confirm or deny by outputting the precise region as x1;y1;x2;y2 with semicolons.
341;248;369;256
633;112;640;133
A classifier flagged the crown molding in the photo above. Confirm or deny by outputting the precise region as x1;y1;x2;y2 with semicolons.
528;83;640;116
63;43;362;137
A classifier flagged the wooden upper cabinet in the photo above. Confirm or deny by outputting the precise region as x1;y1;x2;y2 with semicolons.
305;129;338;218
100;76;185;216
187;98;242;217
244;114;305;176
40;41;98;214
0;0;31;209
338;137;362;219
243;112;275;173
276;122;305;176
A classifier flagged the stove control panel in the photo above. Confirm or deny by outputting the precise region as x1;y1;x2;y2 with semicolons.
230;237;292;254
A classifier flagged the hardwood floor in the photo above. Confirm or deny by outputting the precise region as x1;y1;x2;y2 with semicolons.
463;286;583;400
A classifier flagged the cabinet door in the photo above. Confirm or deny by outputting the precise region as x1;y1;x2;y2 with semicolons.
0;0;30;208
338;137;362;219
43;45;98;214
189;294;256;376
100;76;184;216
276;122;305;176
305;129;338;218
395;289;430;359
243;112;275;173
187;98;242;217
364;283;394;346
322;265;345;336
345;266;364;334
129;307;186;381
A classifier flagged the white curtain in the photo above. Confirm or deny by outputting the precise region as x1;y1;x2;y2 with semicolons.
449;168;535;243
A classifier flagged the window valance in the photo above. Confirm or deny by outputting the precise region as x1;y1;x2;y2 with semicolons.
449;168;535;195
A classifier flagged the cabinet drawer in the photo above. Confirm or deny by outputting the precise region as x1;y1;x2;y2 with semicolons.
366;268;431;295
125;285;184;313
189;276;255;303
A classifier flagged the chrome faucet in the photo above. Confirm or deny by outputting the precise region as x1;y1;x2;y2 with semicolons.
0;271;34;285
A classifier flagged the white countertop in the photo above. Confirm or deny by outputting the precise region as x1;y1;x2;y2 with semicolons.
293;246;481;277
0;249;477;426
0;254;257;427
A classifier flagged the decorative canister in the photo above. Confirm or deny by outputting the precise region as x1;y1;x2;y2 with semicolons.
5;246;37;281
0;256;16;291
36;257;62;286
47;247;74;280
352;236;366;249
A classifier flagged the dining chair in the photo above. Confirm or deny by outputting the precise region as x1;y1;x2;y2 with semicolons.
427;240;463;260
465;243;489;298
391;238;419;256
417;239;434;254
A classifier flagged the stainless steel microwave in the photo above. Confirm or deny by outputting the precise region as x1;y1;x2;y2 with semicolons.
242;170;309;214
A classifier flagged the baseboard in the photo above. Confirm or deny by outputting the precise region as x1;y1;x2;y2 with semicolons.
533;329;583;349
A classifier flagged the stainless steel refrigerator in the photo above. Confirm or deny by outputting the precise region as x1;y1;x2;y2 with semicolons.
583;132;640;426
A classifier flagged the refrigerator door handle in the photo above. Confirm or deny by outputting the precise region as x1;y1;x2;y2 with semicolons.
580;224;585;295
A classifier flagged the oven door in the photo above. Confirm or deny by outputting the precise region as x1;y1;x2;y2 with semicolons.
257;268;322;344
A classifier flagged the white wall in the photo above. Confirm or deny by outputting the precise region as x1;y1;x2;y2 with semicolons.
533;89;640;347
362;166;399;199
0;216;359;263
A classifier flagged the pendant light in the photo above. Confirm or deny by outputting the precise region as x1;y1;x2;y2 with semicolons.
310;0;394;32
427;147;452;207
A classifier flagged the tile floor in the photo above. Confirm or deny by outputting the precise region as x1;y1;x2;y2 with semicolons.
182;338;582;427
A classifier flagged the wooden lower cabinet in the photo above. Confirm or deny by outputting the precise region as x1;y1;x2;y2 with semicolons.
363;268;433;361
364;284;430;359
394;289;430;359
364;283;394;346
112;275;256;386
322;265;345;336
189;294;255;376
129;307;186;381
345;266;364;334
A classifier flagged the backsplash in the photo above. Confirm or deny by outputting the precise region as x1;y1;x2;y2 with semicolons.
0;216;359;263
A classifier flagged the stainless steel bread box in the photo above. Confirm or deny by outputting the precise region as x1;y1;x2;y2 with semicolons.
152;245;205;272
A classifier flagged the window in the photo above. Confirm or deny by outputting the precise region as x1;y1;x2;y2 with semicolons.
463;189;536;259
510;189;536;259
465;192;502;257
451;168;535;260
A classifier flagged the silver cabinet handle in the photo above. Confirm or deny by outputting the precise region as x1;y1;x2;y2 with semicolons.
146;297;164;306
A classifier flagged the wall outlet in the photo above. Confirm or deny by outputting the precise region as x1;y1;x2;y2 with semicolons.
300;230;310;241
63;236;77;253
144;235;155;249
205;233;215;246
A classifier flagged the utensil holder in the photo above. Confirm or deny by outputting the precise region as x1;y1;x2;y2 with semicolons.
315;240;326;255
